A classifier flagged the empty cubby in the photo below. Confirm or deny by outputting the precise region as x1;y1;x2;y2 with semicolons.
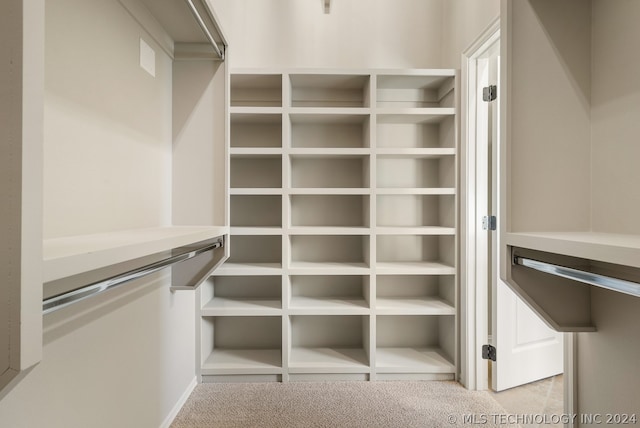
376;195;454;228
290;235;370;266
227;235;282;265
376;74;455;108
230;114;282;148
230;155;282;188
290;155;369;188
231;195;282;227
290;195;370;227
376;155;455;189
290;114;370;148
230;74;282;107
204;276;282;304
376;115;455;149
376;235;455;266
290;74;370;107
290;275;370;304
376;275;455;307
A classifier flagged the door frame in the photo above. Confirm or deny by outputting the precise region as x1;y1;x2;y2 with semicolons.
460;14;578;422
460;16;500;392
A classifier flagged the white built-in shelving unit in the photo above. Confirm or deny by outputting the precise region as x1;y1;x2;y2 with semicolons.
199;69;458;382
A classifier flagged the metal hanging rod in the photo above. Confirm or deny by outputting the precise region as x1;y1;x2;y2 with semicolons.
43;237;224;314
185;0;224;60
513;255;640;298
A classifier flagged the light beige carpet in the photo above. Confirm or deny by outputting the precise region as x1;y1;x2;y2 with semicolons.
171;381;517;428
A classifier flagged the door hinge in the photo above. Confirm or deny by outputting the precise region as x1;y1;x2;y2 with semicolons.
482;215;497;231
482;344;497;362
482;85;497;102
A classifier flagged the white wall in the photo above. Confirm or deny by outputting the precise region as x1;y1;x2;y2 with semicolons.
0;0;196;426
441;0;500;68
211;0;445;69
43;0;172;238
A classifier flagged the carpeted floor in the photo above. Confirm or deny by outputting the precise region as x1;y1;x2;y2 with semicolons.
171;381;518;428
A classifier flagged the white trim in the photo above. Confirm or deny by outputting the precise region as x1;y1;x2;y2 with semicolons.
159;376;197;428
460;16;500;391
564;333;578;428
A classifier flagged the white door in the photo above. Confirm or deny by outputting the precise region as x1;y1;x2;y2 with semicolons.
477;43;564;392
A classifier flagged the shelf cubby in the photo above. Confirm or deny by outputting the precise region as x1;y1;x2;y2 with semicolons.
376;235;455;272
290;74;370;108
376;155;455;189
201;316;282;375
290;235;370;269
231;195;282;228
375;315;455;373
376;74;455;108
230;155;282;189
376;114;455;149
376;275;454;315
290;155;369;189
289;315;369;373
376;194;454;229
230;113;282;148
227;235;282;269
289;275;369;314
290;195;370;228
201;276;282;316
230;74;283;107
290;113;370;148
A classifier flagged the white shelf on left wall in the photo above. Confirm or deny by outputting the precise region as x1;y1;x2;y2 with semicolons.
43;226;229;283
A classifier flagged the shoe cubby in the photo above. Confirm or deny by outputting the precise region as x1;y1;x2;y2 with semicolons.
230;114;282;148
290;195;370;228
289;74;370;108
290;113;370;148
376;155;455;189
376;74;455;108
231;195;282;228
230;155;282;189
227;235;282;267
375;315;455;374
290;155;370;189
201;316;282;375
376;235;455;269
201;276;282;315
376;195;454;228
376;115;455;149
289;315;369;373
216;69;458;381
290;235;370;268
230;74;282;107
376;275;455;315
289;275;370;314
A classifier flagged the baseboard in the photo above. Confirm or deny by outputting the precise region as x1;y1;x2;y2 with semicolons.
159;376;198;428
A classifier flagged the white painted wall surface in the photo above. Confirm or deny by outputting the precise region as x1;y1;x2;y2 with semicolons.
0;0;196;426
441;0;500;68
43;0;172;239
211;0;445;68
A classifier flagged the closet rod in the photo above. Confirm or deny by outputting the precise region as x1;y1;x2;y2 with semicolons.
185;0;224;60
513;256;640;298
43;236;224;314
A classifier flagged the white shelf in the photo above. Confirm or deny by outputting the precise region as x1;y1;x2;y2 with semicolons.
288;148;370;156
289;107;370;115
375;262;455;275
289;297;369;315
230;106;283;114
375;348;454;373
289;188;372;195
376;108;455;123
230;148;283;156
288;262;370;275
201;349;282;375
376;297;455;315
375;188;455;195
215;262;282;276
202;298;281;316
230;227;283;235
289;348;369;373
43;226;228;283
375;148;455;157
288;227;370;235
375;227;455;235
506;232;640;269
230;188;283;195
